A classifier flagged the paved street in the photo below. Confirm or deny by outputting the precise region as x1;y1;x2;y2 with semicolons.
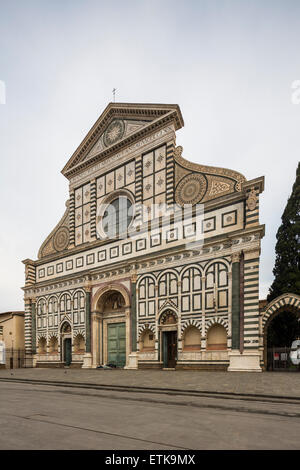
0;378;300;449
0;368;299;397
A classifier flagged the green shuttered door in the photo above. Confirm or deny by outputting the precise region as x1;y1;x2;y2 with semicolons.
64;338;72;366
107;322;126;367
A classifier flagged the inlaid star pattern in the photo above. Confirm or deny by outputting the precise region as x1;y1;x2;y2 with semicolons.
107;126;120;141
157;178;163;187
145;184;152;192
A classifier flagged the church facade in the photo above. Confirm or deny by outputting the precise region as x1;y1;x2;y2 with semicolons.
22;103;265;371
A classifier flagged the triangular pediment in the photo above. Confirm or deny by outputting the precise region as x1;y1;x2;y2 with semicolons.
62;103;183;179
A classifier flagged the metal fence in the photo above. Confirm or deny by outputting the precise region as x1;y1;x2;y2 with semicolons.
267;347;300;371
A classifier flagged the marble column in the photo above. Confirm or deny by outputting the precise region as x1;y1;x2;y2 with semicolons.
91;312;101;367
125;275;138;369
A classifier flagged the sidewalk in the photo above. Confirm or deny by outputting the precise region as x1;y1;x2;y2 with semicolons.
0;368;299;398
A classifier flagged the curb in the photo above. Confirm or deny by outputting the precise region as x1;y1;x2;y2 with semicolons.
0;376;299;403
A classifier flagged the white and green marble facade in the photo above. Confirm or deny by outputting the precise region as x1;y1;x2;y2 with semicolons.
23;103;266;371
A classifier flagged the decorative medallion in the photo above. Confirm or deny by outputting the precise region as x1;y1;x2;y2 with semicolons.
246;188;257;211
174;145;183;158
53;227;70;252
175;173;207;206
103;119;125;147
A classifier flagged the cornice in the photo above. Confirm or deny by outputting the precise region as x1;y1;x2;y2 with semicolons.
202;190;245;211
22;225;264;295
242;176;265;194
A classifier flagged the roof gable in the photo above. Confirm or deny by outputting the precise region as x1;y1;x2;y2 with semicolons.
62;103;184;179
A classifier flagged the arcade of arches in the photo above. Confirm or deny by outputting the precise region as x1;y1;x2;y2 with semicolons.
32;289;300;370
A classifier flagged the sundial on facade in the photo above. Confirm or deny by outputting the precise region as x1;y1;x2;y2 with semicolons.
103;119;125;147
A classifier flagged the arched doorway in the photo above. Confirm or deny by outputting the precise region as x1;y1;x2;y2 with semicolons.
92;285;131;368
262;294;300;371
61;322;72;366
159;309;178;369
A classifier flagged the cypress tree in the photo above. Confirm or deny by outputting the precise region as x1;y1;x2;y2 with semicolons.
267;162;300;302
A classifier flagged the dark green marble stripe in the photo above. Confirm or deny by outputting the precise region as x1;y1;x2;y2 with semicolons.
85;291;91;353
231;260;240;349
31;302;36;354
131;281;137;352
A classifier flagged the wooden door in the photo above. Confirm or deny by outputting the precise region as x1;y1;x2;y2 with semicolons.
107;322;126;367
163;331;177;368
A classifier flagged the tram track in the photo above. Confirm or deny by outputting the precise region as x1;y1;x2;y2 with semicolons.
0;376;299;406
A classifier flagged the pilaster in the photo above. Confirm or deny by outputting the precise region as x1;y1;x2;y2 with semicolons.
69;189;75;247
131;274;137;352
90;178;97;239
82;283;92;368
166;142;175;205
31;298;37;355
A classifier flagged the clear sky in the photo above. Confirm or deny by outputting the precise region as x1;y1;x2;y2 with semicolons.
0;0;299;311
